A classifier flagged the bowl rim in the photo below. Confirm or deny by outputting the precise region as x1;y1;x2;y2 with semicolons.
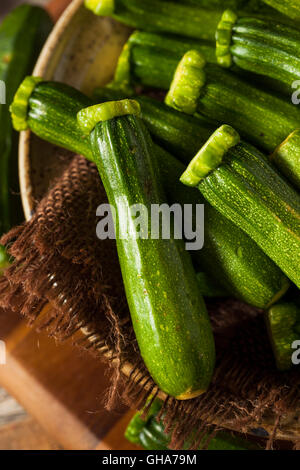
19;0;84;221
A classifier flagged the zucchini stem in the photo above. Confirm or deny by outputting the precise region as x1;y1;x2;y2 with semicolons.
272;130;300;189
107;42;135;96
77;99;141;135
216;9;238;67
165;50;206;115
180;125;240;187
10;76;43;131
84;0;115;15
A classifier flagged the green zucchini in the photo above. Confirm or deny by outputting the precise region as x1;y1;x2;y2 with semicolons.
265;302;300;371
216;11;300;89
106;30;217;96
84;0;295;41
165;50;300;189
85;0;225;41
271;130;300;189
10;79;290;309
181;125;300;288
107;29;286;95
110;34;300;152
262;0;300;20
77;100;215;399
125;399;261;450
0;5;52;238
12;79;94;160
156;144;290;309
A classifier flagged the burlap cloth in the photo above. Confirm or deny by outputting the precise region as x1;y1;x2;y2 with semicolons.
0;153;299;449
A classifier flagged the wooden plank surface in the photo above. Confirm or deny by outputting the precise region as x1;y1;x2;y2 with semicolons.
0;308;138;450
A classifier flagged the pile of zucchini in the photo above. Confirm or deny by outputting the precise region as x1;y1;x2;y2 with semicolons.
7;0;300;407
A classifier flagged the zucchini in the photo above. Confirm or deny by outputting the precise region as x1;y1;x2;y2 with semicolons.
164;50;300;189
156;144;290;309
107;29;285;95
265;302;300;371
136;96;215;159
0;5;52;237
262;0;300;20
84;0;295;41
216;11;300;88
11;79;94;160
107;30;216;95
178;0;248;7
125;399;261;450
181;125;300;288
85;0;225;41
10;79;290;309
271;130;300;189
111;35;300;153
77;100;216;399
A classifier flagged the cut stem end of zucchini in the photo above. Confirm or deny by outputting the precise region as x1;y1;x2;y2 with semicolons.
165;50;206;115
84;0;114;16
10;76;43;132
77;99;141;135
271;129;300;189
216;9;238;68
180;125;240;187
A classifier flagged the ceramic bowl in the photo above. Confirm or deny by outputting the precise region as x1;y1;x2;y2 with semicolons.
19;0;299;441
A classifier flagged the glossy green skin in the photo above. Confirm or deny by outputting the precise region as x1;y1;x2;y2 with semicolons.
230;18;300;88
89;115;215;398
125;399;261;450
198;65;300;154
266;302;300;371
198;142;300;288
129;47;300;156
262;0;300;20
112;0;224;41
181;0;247;7
137;96;215;159
157;145;289;309
22;83;289;309
129;30;217;67
28;81;94;161
0;5;52;235
102;0;291;41
273;130;300;190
